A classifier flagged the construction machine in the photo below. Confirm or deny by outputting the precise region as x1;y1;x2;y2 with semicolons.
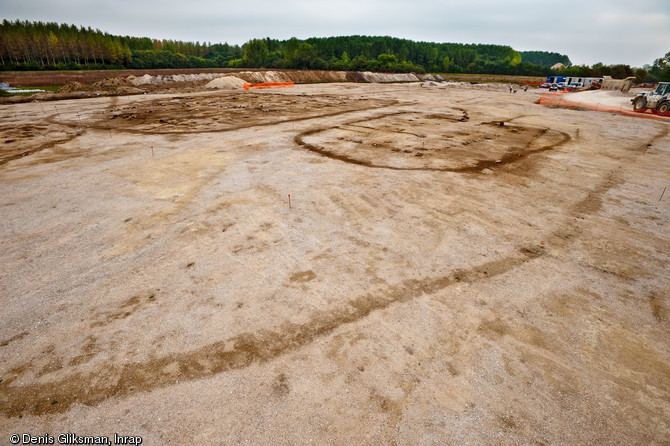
631;82;670;115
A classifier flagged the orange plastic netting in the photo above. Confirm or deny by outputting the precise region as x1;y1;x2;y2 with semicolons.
538;91;670;122
244;82;294;90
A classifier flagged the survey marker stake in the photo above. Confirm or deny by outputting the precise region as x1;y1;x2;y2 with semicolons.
660;186;667;202
288;194;291;209
151;145;154;158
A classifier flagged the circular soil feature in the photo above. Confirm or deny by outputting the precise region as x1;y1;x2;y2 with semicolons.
296;110;568;173
100;93;394;134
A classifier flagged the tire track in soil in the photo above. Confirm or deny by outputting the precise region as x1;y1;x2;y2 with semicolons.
1;112;664;420
294;111;571;174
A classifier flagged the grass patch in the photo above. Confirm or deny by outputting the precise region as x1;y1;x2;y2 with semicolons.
28;85;61;92
1;85;61;97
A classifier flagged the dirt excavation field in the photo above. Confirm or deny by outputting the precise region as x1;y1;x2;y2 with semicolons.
1;78;669;445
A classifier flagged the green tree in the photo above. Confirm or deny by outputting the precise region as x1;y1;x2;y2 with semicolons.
442;56;450;73
283;37;299;66
243;39;269;67
293;42;317;68
645;51;670;82
634;68;648;82
610;64;634;79
520;51;571;67
47;31;59;64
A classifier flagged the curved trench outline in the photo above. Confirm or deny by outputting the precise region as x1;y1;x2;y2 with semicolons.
0;248;543;418
1;106;666;419
0;127;85;167
8;95;399;167
45;95;399;136
294;110;571;173
5;126;663;419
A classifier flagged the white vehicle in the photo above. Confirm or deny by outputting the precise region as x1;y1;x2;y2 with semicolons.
631;82;670;115
552;76;603;89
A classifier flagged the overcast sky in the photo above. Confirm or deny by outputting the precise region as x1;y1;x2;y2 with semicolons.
3;0;669;67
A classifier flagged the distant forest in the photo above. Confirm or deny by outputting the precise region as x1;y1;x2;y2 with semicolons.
1;20;668;82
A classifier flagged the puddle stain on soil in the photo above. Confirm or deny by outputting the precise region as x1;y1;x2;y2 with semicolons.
290;270;317;282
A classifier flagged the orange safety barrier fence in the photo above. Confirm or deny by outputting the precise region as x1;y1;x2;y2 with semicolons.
244;82;294;90
539;91;670;122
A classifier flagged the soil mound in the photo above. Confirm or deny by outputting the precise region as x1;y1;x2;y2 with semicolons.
127;74;155;86
205;76;247;89
439;81;512;91
232;71;291;83
89;77;143;95
360;72;420;83
127;73;222;86
58;81;86;93
228;71;348;84
92;77;131;89
283;70;347;83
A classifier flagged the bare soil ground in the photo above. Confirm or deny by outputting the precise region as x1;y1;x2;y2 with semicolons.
0;81;669;445
0;69;361;89
0;69;254;87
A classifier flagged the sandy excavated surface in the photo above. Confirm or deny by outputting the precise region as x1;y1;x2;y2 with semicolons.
567;88;643;108
1;83;669;445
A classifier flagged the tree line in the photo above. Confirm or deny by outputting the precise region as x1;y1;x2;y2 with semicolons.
1;20;668;82
552;57;670;84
